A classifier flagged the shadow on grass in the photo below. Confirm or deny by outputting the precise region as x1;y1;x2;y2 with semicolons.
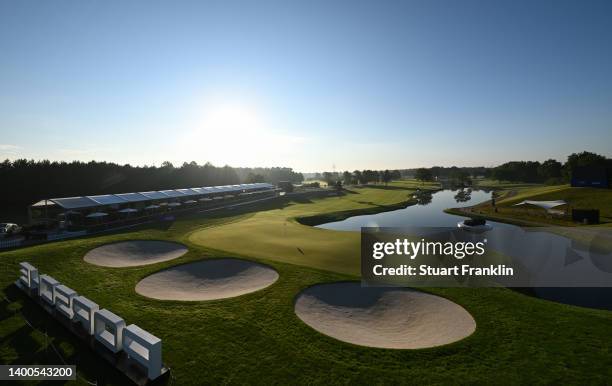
356;201;387;208
290;196;314;204
341;189;359;194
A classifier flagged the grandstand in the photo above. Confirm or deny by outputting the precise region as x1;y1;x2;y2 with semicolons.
28;183;277;231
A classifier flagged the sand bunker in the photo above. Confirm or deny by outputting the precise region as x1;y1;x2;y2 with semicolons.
294;282;475;349
84;240;188;267
135;258;279;301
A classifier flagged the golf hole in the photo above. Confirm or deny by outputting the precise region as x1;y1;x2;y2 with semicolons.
294;282;476;349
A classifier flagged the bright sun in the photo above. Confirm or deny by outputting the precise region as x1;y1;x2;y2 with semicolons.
177;101;300;167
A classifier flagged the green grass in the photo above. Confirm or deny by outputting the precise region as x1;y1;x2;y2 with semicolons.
385;179;441;190
453;184;612;226
473;178;544;189
190;186;419;275
1;185;612;385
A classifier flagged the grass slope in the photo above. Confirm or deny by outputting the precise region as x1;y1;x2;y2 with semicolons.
455;184;612;226
1;183;611;385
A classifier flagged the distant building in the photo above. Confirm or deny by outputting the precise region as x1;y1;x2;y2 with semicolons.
571;166;611;188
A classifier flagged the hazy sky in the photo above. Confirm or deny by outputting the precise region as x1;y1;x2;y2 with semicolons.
1;0;611;172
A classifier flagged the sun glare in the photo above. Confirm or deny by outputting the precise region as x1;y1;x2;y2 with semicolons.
176;101;303;167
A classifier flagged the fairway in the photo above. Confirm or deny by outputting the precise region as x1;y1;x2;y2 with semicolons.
189;186;421;275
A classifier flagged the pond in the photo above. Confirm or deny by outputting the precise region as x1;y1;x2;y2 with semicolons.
317;189;612;310
317;189;508;230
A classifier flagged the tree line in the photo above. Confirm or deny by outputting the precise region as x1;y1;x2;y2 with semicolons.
490;152;611;183
410;151;611;184
0;159;304;208
311;170;403;186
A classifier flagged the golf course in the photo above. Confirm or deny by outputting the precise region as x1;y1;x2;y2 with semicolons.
449;182;612;227
1;183;611;385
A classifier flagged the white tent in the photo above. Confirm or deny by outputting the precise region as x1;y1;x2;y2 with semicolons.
167;202;181;207
145;205;160;210
513;200;567;212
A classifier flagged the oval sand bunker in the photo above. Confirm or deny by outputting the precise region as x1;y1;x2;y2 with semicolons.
294;282;475;349
84;240;188;267
136;259;279;301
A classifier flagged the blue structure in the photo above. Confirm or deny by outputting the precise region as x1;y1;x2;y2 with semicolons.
571;166;611;188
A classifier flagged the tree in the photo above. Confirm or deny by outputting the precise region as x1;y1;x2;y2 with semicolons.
537;159;562;181
361;170;379;184
335;180;343;191
322;172;336;186
246;173;265;183
343;171;353;186
430;166;441;180
414;168;433;183
492;161;541;182
382;170;392;185
449;167;472;186
353;170;363;185
564;151;609;180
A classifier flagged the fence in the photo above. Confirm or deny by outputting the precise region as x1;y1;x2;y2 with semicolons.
0;237;23;249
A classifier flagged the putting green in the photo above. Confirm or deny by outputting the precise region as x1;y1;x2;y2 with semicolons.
190;186;420;275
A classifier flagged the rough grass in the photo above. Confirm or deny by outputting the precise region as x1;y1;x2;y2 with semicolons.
1;185;612;385
459;184;612;226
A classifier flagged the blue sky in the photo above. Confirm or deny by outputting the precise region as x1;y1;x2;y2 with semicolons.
0;0;611;172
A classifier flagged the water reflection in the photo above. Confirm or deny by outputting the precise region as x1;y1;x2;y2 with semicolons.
412;190;433;206
316;189;612;310
454;188;472;203
318;189;502;229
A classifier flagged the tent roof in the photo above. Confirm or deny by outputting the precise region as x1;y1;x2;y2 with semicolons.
139;191;170;200
87;194;127;206
159;189;187;198
176;188;201;196
30;183;275;210
513;200;567;210
115;192;149;202
30;196;99;210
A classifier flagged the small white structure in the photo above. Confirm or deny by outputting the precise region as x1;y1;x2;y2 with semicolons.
39;275;60;305
123;324;163;379
19;262;39;289
514;200;567;213
94;308;126;353
55;285;78;319
73;296;100;335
